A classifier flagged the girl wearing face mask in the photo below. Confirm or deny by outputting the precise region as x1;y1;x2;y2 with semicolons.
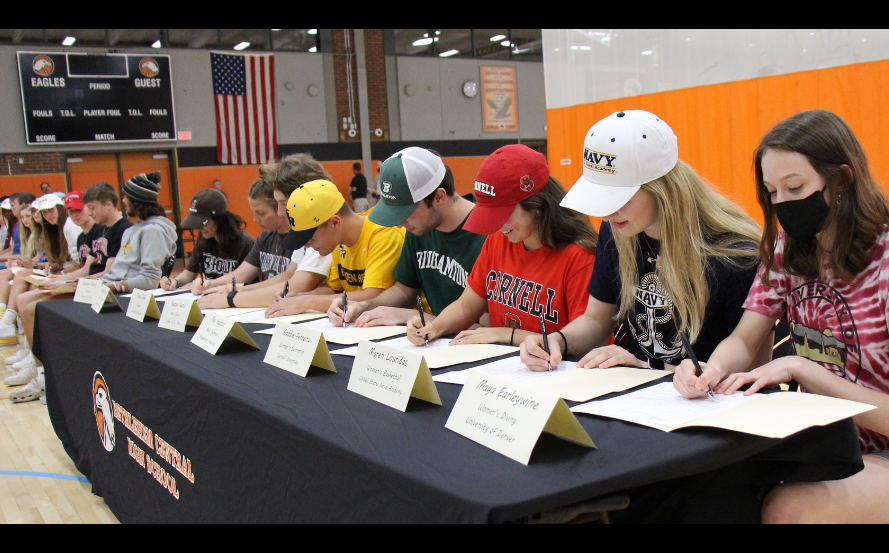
674;110;889;523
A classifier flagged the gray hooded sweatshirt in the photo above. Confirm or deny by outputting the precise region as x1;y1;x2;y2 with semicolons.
102;215;177;291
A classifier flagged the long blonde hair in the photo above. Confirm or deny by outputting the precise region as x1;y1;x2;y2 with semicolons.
614;160;761;341
18;207;34;258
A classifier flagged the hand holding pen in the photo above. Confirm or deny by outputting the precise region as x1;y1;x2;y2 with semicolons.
679;330;716;402
540;312;553;371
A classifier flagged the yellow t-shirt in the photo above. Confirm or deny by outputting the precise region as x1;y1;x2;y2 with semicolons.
326;217;406;292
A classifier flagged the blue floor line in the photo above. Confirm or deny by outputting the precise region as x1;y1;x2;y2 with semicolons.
0;470;89;483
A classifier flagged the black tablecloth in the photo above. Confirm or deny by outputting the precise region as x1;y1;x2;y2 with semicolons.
34;298;863;523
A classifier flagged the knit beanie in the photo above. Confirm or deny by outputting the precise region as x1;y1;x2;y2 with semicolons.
123;170;162;202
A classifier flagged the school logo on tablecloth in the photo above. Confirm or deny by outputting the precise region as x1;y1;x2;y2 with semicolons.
93;371;116;452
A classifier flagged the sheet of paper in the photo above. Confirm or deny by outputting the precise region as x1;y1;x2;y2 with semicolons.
289;319;407;345
686;391;876;439
121;288;190;298
433;357;572;386
331;335;519;369
571;382;754;431
529;367;672;402
232;312;327;324
333;336;452;357
154;292;202;302
197;307;264;317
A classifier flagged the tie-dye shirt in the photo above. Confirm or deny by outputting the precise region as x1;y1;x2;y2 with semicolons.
744;228;889;454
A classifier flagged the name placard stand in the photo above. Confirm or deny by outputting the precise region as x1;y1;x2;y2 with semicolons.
191;313;259;354
158;298;203;332
126;288;162;322
262;323;336;377
347;340;441;412
445;370;595;465
91;284;124;313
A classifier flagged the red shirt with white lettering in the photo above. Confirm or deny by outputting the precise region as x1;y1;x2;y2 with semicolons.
744;228;889;454
466;231;595;333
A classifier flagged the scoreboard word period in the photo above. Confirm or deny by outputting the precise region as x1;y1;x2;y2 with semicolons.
18;52;176;145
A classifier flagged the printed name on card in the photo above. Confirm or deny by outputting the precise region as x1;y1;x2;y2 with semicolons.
126;288;162;322
157;298;204;332
347;340;441;412
74;278;104;304
90;283;123;313
190;312;259;354
445;370;595;465
262;323;336;377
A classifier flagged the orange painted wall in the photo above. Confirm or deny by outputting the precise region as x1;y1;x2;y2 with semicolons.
546;58;889;228
0;173;67;199
176;156;489;237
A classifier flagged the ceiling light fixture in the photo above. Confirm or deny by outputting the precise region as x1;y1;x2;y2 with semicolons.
413;37;434;46
62;36;76;46
439;49;458;57
490;35;506;41
234;42;250;50
152;40;161;48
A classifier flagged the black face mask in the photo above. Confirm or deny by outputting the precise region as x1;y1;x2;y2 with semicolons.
773;189;830;242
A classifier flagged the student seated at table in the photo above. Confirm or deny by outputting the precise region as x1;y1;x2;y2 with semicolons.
263;179;406;317
520;110;768;372
196;171;332;309
158;189;255;293
0;192;36;270
100;171;177;293
328;147;485;328
674;110;889;524
7;187;129;402
407;144;597;347
198;155;334;309
2;194;79;387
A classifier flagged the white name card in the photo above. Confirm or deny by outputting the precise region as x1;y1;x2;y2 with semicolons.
126;289;162;322
190;313;259;354
74;278;105;304
347;340;441;412
90;283;123;313
445;370;595;465
158;298;204;332
262;323;336;377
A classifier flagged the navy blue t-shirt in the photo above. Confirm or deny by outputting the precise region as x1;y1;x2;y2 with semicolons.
588;222;759;369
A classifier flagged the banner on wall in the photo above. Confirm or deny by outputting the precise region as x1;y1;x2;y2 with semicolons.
481;66;518;132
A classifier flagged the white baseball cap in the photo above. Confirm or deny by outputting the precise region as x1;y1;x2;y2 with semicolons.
560;110;678;217
34;193;64;212
0;199;10;210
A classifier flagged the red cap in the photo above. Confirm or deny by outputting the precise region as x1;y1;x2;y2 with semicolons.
464;145;550;235
64;191;84;210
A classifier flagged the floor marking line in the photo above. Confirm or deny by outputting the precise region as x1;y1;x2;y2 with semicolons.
0;470;89;483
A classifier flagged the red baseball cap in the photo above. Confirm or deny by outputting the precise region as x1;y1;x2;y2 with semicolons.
64;191;84;210
463;145;550;235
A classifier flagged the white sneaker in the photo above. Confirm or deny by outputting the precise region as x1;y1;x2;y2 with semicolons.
0;323;16;340
8;377;44;403
12;354;35;370
5;361;37;386
5;347;30;365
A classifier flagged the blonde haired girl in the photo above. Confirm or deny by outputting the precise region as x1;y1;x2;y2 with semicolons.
522;110;771;372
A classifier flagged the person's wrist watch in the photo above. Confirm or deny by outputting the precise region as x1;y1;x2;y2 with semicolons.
227;290;237;308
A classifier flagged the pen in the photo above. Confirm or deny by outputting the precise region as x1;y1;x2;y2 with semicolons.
342;290;348;323
540;311;552;371
679;330;716;402
232;277;237;294
200;259;205;286
416;295;429;346
283;281;289;297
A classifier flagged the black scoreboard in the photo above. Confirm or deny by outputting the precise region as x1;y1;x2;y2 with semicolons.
17;51;176;145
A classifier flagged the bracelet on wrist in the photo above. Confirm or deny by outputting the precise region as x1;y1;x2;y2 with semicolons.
554;330;568;357
510;328;516;346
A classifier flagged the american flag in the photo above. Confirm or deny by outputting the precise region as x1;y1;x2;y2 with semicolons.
211;52;278;164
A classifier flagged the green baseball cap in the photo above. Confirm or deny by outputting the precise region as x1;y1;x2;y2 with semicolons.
368;147;446;227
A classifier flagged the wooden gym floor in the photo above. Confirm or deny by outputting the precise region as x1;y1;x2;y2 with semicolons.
0;348;118;524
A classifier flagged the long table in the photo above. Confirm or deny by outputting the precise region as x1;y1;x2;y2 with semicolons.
34;297;863;523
